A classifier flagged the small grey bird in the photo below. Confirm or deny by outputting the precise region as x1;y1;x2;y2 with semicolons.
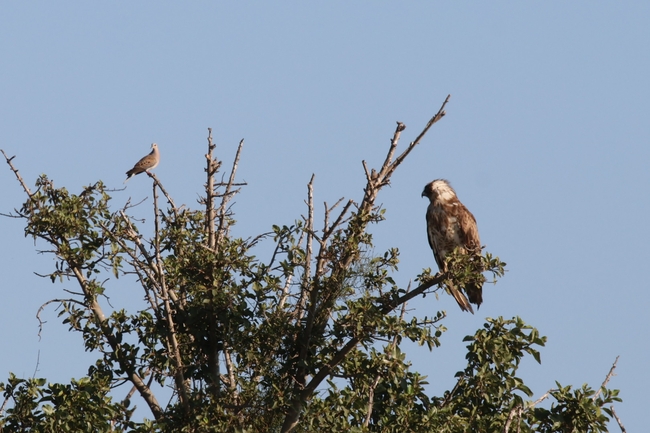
125;143;159;182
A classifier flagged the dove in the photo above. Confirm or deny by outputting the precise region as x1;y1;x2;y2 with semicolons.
125;143;159;183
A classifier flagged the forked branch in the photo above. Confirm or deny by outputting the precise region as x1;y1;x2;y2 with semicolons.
281;95;451;433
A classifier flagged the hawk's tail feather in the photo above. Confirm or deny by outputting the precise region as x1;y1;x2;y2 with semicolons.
448;283;474;314
466;283;483;310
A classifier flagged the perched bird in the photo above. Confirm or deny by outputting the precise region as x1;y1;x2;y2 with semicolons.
422;179;483;313
125;143;159;182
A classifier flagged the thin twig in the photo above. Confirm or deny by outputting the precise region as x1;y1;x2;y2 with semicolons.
216;138;245;244
149;172;178;217
593;356;619;401
296;175;315;320
36;298;84;340
322;199;354;240
610;405;626;433
379;121;406;176
279;226;306;309
397;95;450;167
361;160;372;184
1;149;32;196
31;350;41;379
529;389;556;408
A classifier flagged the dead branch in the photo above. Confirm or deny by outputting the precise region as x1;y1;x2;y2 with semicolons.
322;199;354;241
529;389;555;408
149;172;177;217
359;95;449;212
205;128;218;250
293;175;315;317
610;405;626;433
395;95;449;168
593;356;619;401
281;96;451;433
1;149;32;196
216;138;245;244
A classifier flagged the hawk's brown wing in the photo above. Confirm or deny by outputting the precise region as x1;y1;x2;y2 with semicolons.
425;204;445;271
455;203;483;308
457;203;481;254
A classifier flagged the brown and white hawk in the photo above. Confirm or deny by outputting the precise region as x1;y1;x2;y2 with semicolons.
422;179;483;313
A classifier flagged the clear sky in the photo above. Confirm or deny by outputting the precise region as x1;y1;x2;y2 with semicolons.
1;2;648;430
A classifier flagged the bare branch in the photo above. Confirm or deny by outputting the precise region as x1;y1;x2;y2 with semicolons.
1;149;32;196
296;175;315;319
205;128;219;250
388;94;450;179
31;350;41;379
379;121;406;176
281;96;451;433
529;389;556;409
593;356;619;401
279;226;306;309
322;199;354;241
398;95;449;164
216;138;245;244
361;160;372;183
503;405;523;433
380;274;443;313
610;405;626;433
149;172;177;217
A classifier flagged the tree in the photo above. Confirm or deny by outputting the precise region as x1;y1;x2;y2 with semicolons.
0;96;622;432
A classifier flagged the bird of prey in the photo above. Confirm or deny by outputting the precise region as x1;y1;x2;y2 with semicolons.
422;179;483;313
125;143;159;182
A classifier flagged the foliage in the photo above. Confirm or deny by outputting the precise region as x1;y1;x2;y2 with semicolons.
0;108;621;432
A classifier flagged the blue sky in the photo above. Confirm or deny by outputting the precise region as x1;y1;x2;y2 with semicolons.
1;2;648;430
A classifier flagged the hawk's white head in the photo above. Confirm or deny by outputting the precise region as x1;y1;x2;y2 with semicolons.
421;179;457;203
